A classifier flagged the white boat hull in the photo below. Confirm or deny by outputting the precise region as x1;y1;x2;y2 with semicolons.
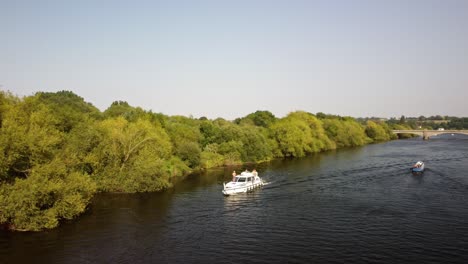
411;161;425;173
223;177;263;196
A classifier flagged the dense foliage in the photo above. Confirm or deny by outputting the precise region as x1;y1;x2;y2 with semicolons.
0;91;404;231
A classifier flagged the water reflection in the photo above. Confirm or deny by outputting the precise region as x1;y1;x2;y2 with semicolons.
223;193;248;209
223;189;264;208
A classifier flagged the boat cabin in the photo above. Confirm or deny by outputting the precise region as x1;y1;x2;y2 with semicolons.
234;175;254;183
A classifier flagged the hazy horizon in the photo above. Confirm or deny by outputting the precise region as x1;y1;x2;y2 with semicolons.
1;0;467;120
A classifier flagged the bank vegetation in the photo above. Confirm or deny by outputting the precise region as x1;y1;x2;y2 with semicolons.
0;91;408;231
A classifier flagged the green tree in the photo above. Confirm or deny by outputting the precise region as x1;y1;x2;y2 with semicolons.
165;117;202;168
199;120;222;147
238;127;272;162
218;140;244;165
287;111;334;151
35;91;101;132
270;118;312;157
61;118;102;174
0;160;96;231
239;110;277;127
0;93;97;231
200;143;225;168
176;142;201;168
0;97;64;181
0;91;19;128
90;117;176;192
365;121;391;142
399;115;406;124
323;118;369;148
103;101;153;122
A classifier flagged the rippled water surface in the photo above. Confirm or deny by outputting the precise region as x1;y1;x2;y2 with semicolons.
2;135;468;263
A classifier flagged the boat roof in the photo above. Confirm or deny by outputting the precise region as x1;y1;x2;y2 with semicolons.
236;172;256;177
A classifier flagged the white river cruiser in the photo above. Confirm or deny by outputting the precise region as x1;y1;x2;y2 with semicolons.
411;161;425;173
222;171;263;196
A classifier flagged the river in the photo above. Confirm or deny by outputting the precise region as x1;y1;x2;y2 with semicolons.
1;135;468;263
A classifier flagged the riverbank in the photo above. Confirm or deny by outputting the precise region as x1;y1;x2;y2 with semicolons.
0;91;406;231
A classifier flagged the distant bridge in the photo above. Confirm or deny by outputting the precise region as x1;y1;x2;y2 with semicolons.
392;130;468;140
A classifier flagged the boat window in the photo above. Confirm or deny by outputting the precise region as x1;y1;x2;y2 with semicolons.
237;178;246;182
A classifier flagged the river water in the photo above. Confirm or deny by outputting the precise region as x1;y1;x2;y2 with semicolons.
1;135;468;263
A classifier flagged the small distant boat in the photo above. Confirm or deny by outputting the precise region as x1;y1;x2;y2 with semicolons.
222;171;263;196
411;161;425;173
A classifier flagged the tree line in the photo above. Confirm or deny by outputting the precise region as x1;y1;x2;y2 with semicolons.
0;90;409;231
360;115;468;130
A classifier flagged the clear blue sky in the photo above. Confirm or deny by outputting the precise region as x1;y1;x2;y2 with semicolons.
1;0;467;119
